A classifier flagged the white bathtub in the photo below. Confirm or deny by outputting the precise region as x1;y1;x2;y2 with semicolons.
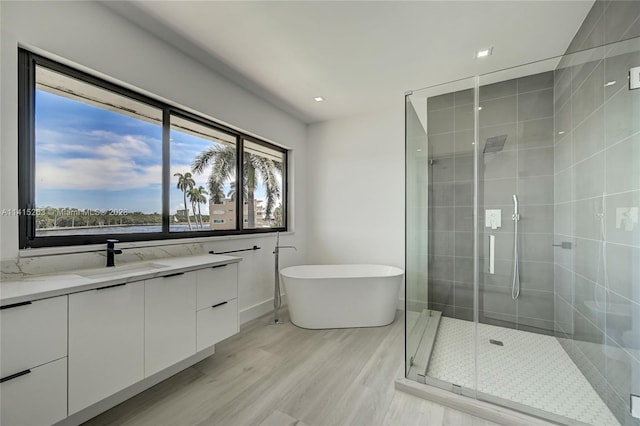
280;264;404;329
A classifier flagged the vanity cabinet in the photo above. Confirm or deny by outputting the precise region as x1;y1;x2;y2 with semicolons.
144;272;197;377
1;257;239;424
196;263;239;351
68;281;145;414
0;296;68;426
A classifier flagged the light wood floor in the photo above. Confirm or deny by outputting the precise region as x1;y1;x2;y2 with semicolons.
85;310;499;426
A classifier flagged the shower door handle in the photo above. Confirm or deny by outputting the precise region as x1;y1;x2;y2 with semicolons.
552;242;572;249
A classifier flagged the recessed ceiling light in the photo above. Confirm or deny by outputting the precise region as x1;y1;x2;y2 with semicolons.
417;149;423;152
478;106;483;111
314;96;325;102
476;47;493;59
558;131;565;135
604;81;616;87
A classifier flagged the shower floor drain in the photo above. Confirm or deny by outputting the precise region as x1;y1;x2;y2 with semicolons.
489;339;504;346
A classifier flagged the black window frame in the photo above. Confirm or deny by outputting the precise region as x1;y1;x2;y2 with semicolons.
18;49;288;249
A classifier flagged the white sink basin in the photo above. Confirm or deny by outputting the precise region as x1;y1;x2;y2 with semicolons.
78;262;168;278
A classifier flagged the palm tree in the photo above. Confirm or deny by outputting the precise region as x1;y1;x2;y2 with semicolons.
174;172;195;231
188;186;208;229
192;145;281;228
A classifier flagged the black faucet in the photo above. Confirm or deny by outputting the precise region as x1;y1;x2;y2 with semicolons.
106;239;123;267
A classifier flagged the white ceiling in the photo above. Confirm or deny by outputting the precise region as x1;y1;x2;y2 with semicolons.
104;1;594;124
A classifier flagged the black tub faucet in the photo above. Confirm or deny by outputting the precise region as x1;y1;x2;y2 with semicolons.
106;239;123;267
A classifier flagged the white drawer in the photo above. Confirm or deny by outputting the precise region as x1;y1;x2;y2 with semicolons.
0;357;67;426
1;296;67;377
196;298;238;351
196;263;238;310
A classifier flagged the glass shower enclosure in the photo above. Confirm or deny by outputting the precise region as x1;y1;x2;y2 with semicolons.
405;36;640;426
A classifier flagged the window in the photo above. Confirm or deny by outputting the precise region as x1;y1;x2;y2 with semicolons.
18;50;288;248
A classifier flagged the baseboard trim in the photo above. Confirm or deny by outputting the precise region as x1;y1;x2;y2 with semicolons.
56;347;216;426
239;295;287;325
394;377;556;426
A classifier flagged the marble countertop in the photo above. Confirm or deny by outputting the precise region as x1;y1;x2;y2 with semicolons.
0;254;241;306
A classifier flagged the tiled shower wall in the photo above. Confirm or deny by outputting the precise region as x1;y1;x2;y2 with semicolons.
426;71;556;333
553;1;640;424
426;88;475;321
477;72;555;334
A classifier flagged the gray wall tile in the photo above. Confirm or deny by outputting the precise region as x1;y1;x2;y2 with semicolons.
606;133;640;194
518;117;553;149
518;147;554;177
604;0;640;44
606;242;639;300
572;106;604;163
430;230;454;256
480;150;518;180
427;107;454;135
455;104;474;131
605;84;640;146
455;89;474;106
520;261;554;293
430;207;454;231
480;79;517;101
429;279;455;306
520;234;554;262
430;155;455;183
574;151;604;200
554;137;572;173
572;61;604;127
454;154;474;181
428;132;454;157
518;71;554;93
519;175;554;205
480;284;517;316
605;190;640;247
429;255;454;281
427;93;454;111
432;182;455;207
479;95;517;127
518;88;553;121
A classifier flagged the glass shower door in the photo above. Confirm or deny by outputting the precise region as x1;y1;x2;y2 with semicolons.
405;77;477;393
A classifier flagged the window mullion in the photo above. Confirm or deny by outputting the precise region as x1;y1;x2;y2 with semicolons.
237;136;244;232
162;109;171;235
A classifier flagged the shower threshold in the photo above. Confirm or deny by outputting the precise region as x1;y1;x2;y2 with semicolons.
406;309;441;382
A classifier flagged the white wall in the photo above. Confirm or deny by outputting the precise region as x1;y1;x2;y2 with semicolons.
0;1;307;323
306;106;404;272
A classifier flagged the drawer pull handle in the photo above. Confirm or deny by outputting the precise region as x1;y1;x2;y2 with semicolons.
163;272;185;278
0;301;32;310
0;369;31;383
96;283;126;291
211;301;228;309
211;264;228;269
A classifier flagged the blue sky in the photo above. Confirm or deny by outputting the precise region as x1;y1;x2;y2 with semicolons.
36;89;275;216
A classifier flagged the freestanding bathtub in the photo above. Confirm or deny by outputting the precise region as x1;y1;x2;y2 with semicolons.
280;264;404;329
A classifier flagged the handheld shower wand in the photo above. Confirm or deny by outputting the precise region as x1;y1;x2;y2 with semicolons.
511;194;520;300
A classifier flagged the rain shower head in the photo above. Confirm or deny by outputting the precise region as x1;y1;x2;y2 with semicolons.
483;134;508;154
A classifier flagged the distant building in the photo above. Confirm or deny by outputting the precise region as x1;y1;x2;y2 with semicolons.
176;208;189;216
209;198;270;229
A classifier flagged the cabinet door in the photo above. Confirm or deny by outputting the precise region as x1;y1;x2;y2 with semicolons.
68;281;144;414
196;263;238;310
1;295;67;378
0;358;67;426
145;272;196;377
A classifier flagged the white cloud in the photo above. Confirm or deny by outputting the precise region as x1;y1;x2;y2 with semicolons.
37;159;161;191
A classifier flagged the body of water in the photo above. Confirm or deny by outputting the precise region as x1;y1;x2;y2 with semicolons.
37;224;210;236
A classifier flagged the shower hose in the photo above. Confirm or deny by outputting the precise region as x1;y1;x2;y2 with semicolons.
512;194;520;300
